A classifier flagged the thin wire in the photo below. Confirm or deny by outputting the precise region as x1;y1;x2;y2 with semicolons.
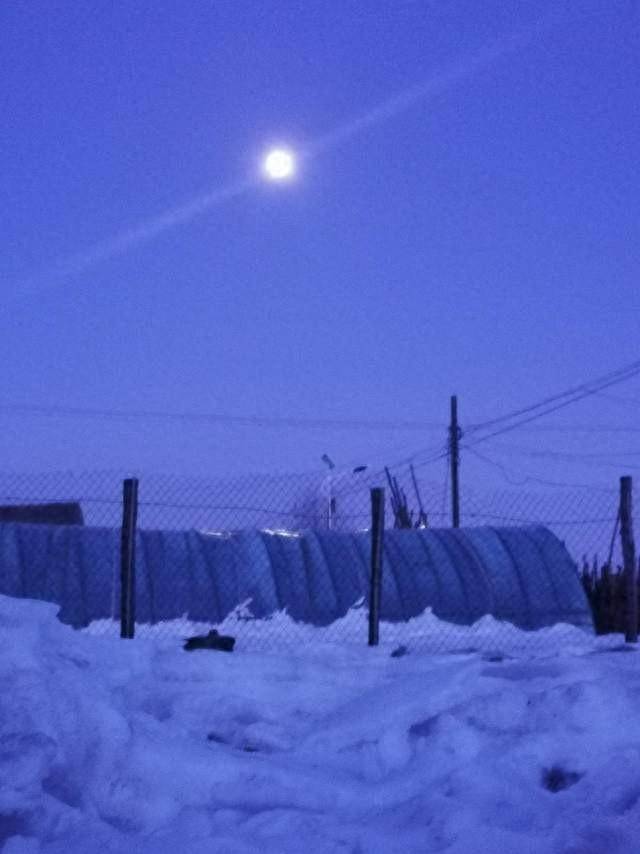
0;402;447;434
407;447;451;472
465;358;640;436
463;511;617;525
485;440;640;460
515;425;640;434
469;443;640;471
464;364;640;449
606;509;621;567
330;442;448;501
337;358;639;500
368;361;640;486
464;446;617;492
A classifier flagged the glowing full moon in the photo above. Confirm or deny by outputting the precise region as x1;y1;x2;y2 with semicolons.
263;148;296;180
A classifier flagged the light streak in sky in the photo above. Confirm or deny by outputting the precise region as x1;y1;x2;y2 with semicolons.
23;20;547;290
304;28;534;158
30;178;254;285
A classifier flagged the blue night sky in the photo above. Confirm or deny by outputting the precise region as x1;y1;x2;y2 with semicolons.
1;0;639;491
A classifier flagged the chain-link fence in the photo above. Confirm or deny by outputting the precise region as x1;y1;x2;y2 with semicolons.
0;467;634;653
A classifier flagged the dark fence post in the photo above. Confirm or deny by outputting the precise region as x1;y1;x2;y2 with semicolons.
449;395;461;528
120;478;139;639
369;487;385;646
620;476;637;643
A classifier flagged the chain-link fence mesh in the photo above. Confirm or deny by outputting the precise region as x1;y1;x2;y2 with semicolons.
0;466;633;653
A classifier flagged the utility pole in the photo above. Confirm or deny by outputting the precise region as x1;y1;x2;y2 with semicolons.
449;395;461;528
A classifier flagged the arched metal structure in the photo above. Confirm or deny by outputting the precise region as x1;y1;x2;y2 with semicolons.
0;523;592;631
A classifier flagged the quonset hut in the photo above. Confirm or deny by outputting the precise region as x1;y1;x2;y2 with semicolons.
0;523;592;631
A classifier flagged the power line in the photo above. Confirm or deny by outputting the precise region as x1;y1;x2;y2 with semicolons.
498;425;640;434
463;441;640;472
339;359;640;502
0;402;446;434
463;361;640;448
478;440;640;462
464;445;617;492
330;443;449;501
2;403;636;437
465;358;640;438
376;361;640;485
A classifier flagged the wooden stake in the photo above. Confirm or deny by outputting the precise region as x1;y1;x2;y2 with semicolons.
120;478;139;639
620;476;637;643
449;395;461;528
368;488;385;646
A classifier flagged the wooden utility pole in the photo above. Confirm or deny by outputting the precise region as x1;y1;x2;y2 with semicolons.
620;476;637;643
449;395;461;528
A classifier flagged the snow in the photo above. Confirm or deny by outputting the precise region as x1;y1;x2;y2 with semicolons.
84;596;593;656
1;594;640;853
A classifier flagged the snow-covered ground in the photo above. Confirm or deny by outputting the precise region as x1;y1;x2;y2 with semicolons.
2;594;640;854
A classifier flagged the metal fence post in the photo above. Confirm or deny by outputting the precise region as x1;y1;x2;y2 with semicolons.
368;487;385;646
120;478;139;639
620;476;637;643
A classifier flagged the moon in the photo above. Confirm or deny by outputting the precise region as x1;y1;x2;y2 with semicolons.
263;148;296;181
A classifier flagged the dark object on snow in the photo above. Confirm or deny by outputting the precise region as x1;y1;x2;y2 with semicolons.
391;645;409;658
542;765;583;793
482;652;507;663
183;629;235;653
581;555;640;636
0;502;84;526
206;732;260;753
408;716;437;739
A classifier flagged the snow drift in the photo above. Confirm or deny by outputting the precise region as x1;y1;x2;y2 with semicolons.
0;594;638;853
